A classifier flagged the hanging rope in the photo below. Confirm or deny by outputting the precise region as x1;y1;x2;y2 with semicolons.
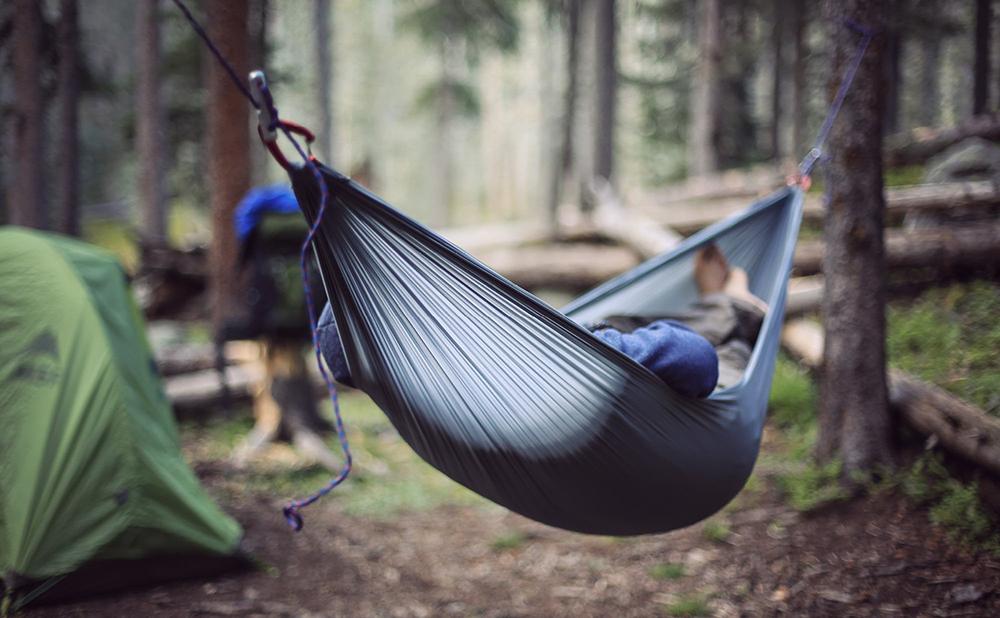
794;20;874;180
170;0;351;532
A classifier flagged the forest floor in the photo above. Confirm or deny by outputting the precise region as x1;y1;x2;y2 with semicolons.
23;384;1000;618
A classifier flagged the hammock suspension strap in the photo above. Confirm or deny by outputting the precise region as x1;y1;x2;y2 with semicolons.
170;0;352;532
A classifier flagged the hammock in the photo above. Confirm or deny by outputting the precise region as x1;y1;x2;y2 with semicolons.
289;162;804;536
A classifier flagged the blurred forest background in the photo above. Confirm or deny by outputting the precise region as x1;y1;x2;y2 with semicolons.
1;0;993;254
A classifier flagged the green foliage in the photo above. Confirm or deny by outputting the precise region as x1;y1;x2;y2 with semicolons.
899;454;1000;554
700;518;731;543
663;592;710;617
649;562;686;580
768;354;817;434
491;532;527;550
403;0;520;56
888;282;1000;413
778;459;850;512
413;79;481;118
182;391;483;520
884;166;926;187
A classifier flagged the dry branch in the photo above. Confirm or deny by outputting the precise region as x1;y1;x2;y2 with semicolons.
592;178;682;260
793;222;1000;276
163;363;264;413
885;114;1000;167
479;244;640;290
641;182;1000;235
781;319;1000;477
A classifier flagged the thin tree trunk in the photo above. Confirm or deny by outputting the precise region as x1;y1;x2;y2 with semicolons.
817;0;893;476
918;0;941;127
432;39;457;228
689;0;722;176
791;0;808;157
770;0;784;160
549;0;581;238
315;0;334;164
593;0;616;186
57;0;80;237
206;0;252;336
138;0;167;245
974;0;991;115
12;0;46;229
883;0;902;135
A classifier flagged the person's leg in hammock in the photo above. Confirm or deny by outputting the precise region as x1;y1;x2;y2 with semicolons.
593;245;768;391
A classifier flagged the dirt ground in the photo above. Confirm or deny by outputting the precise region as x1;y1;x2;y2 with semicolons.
23;433;1000;618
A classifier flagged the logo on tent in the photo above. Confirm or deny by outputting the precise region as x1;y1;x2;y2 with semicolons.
5;330;61;385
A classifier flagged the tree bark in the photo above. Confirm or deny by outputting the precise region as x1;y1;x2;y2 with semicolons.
206;0;252;337
315;0;334;164
57;0;80;237
593;0;616;185
549;0;582;238
137;0;168;245
974;0;991;115
791;0;808;156
770;0;784;160
12;0;46;229
816;0;893;475
689;0;722;176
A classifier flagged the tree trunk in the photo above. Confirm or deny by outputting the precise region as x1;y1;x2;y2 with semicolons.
432;41;458;228
57;0;80;237
549;0;582;239
974;0;991;115
206;0;252;337
791;0;808;156
918;0;941;127
593;0;616;185
883;0;903;135
689;0;722;176
12;0;46;229
315;0;334;164
137;0;168;245
816;0;893;476
770;0;784;160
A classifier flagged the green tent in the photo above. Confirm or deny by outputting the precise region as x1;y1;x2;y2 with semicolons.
0;227;245;607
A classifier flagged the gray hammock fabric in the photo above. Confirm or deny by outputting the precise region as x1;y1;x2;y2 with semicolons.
290;162;804;536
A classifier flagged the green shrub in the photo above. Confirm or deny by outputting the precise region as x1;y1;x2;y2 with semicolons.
650;562;686;580
768;354;817;434
779;458;849;511
491;532;527;551
888;282;1000;413
663;593;710;616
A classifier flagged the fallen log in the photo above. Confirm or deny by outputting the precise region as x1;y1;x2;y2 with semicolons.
479;243;640;291
164;363;265;414
642;181;1000;235
785;276;824;316
793;222;1000;276
154;341;260;377
885;114;1000;167
592;178;682;260
625;163;789;207
780;319;1000;478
